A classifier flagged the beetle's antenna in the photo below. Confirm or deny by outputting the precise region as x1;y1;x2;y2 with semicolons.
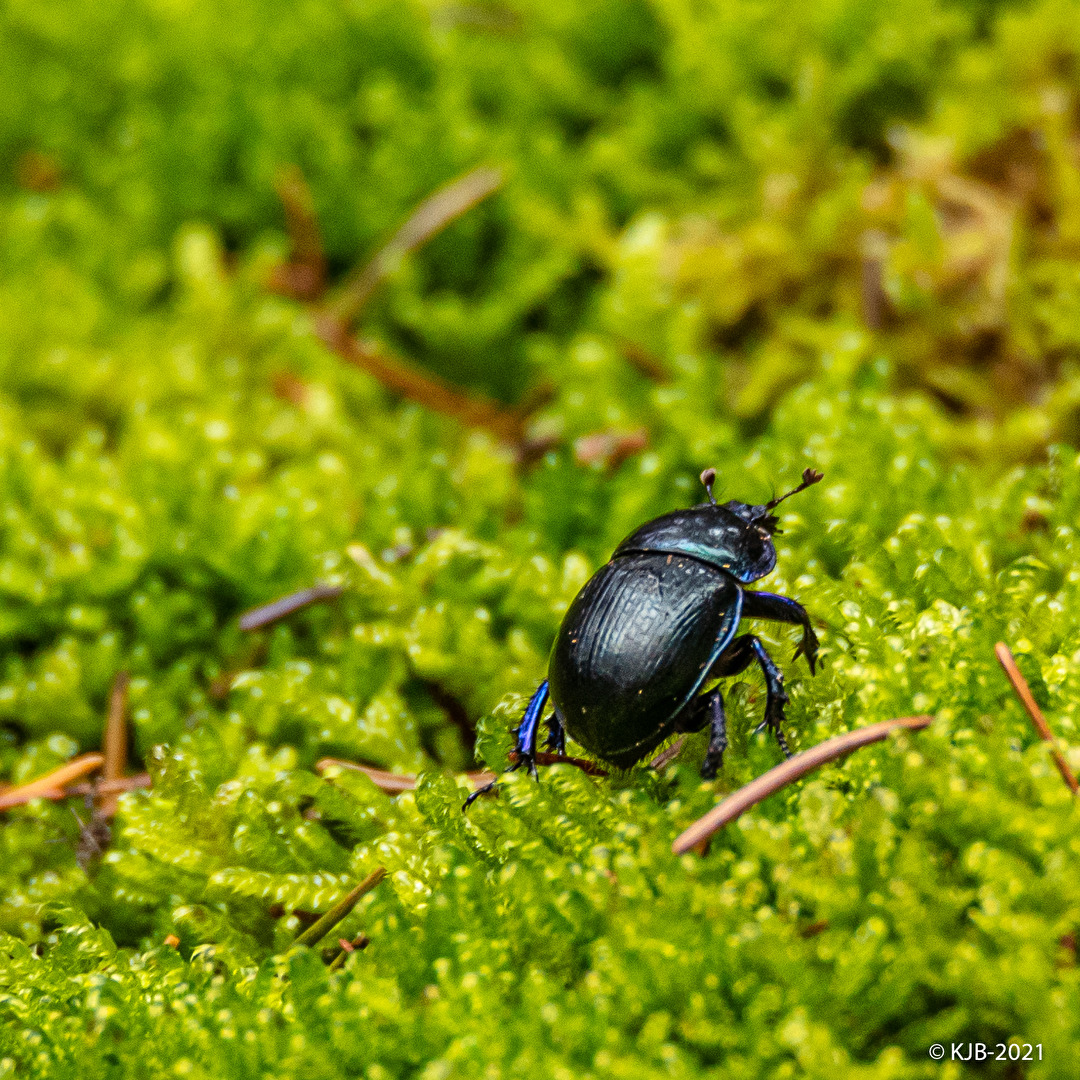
699;468;718;505
764;467;823;512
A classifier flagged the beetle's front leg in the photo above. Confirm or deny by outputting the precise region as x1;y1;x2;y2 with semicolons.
711;635;792;758
463;680;548;810
740;591;819;674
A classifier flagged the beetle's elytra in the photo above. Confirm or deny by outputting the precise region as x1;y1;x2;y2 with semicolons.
465;467;823;808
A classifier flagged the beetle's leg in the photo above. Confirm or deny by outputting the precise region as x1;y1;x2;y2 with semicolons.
739;591;819;675
544;705;566;755
462;680;548;810
675;688;729;779
700;689;728;780
712;635;793;758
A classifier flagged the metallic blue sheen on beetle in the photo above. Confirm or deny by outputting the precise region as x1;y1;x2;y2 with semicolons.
465;467;823;808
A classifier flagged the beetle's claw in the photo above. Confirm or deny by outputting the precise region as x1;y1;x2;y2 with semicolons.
700;750;724;780
792;628;820;675
462;777;500;811
462;754;539;812
773;726;793;759
543;725;566;756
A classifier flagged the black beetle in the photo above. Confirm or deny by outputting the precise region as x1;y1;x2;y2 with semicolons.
465;467;822;808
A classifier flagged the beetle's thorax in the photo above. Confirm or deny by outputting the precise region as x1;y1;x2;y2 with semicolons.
612;501;777;584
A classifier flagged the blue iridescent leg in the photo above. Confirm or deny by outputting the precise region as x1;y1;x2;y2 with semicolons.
462;681;549;810
740;590;819;674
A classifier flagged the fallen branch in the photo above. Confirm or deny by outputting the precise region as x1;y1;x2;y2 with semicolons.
329;165;504;326
239;583;345;631
0;753;105;811
671;715;933;855
995;642;1079;794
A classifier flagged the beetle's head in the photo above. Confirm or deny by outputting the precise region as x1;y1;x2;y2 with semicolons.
700;467;823;537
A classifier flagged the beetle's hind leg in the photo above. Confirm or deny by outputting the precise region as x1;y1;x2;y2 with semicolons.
544;705;566;755
711;635;793;759
678;689;729;780
463;680;549;810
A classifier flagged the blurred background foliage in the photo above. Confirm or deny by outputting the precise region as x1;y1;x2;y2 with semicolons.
4;0;1080;438
2;0;1080;1075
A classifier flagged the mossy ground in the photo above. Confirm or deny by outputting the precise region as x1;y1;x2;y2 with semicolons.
2;0;1080;1076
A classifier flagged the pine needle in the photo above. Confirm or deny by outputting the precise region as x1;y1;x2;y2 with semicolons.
99;670;130;817
314;759;495;794
995;642;1079;794
329;165;504;326
672;716;933;855
313;316;527;442
268;164;326;301
293;868;387;949
0;753;105;811
239;583;345;631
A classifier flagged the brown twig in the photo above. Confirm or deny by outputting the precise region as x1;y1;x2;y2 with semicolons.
859;230;891;331
267;165;327;301
614;336;671;383
315;758;496;794
573;428;649;472
329;166;504;326
648;737;686;771
672;716;933;855
68;774;152;800
995;642;1079;794
239;583;345;631
99;671;130;816
510;750;609;777
0;753;105;811
329;933;370;971
0;771;150;813
314;315;527;442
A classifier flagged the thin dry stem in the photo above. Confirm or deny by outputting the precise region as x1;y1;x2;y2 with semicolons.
648;737;687;771
995;642;1079;794
268;164;326;301
294;867;387;948
315;758;495;794
330;166;503;326
239;583;344;631
0;753;105;811
614;336;670;383
672;716;933;855
99;670;130;816
314;315;526;442
510;749;609;777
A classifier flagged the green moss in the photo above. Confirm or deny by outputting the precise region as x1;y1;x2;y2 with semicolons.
2;0;1080;1075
